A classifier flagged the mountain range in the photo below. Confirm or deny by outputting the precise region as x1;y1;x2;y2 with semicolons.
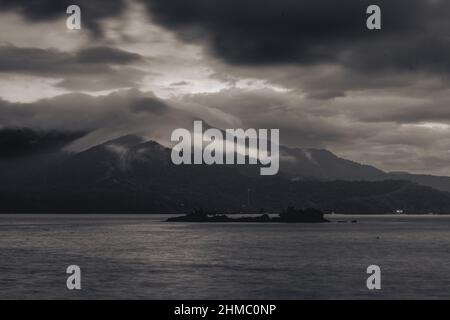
279;146;450;193
2;129;450;214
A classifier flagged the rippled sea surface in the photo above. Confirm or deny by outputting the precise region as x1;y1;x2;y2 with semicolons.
0;214;449;299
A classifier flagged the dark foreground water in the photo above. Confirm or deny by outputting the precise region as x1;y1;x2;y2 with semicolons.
0;214;449;299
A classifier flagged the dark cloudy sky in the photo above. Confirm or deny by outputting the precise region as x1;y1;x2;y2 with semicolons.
1;0;450;175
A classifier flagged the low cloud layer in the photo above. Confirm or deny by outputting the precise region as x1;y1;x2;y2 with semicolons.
2;88;450;175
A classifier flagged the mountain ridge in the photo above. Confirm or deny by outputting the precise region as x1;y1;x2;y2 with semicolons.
1;132;450;214
279;145;450;192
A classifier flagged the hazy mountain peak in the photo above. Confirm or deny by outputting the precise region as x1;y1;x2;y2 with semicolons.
101;134;145;148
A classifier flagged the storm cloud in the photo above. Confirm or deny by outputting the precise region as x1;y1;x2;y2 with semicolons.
140;0;450;71
0;0;127;35
0;0;450;175
0;45;145;91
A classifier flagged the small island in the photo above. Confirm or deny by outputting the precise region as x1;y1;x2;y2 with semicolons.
166;207;330;223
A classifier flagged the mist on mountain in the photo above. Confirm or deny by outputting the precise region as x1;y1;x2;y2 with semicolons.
2;129;450;214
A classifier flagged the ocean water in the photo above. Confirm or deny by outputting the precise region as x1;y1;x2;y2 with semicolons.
0;214;449;299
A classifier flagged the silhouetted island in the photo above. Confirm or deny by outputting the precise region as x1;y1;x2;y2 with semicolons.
166;207;329;223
